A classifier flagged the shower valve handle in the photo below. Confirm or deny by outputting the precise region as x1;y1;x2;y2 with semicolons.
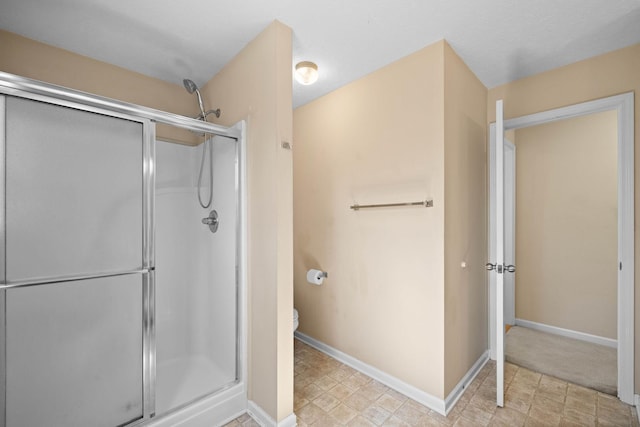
202;210;219;233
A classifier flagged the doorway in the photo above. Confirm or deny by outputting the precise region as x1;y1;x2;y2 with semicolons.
488;92;635;405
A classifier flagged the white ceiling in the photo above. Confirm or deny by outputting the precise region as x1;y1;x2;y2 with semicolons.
1;0;639;108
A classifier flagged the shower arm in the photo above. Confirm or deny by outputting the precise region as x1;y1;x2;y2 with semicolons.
197;109;221;120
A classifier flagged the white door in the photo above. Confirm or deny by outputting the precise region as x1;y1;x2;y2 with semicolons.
489;100;505;407
504;140;516;325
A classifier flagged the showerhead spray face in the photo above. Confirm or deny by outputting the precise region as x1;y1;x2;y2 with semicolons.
183;79;198;94
183;78;206;119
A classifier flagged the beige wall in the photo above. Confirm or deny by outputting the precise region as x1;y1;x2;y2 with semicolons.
513;111;618;339
0;23;295;421
0;30;198;144
443;43;488;395
294;40;488;400
294;41;447;397
202;21;294;421
488;42;640;391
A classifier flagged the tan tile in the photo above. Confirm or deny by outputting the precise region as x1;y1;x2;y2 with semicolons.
532;394;565;414
528;405;562;426
507;382;536;399
459;403;493;426
559;419;592;427
476;384;498;401
330;403;359;424
469;393;498;413
598;393;631;413
453;393;471;411
362;404;392;426
454;416;483;427
512;368;542;387
328;383;356;401
351;372;373;387
358;383;386;401
535;388;566;405
404;399;431;415
491;406;526;427
222;420;240;427
377;393;404;413
384;388;409;403
566;383;596;401
345;392;375;412
424;409;458;427
504;389;533;414
417;414;450;426
294;395;309;412
562;407;596;426
539;375;567;396
300;383;324;401
295;374;314;389
329;367;354;383
314;392;341;412
597;405;631;426
394;402;428;425
312;413;343;426
343;374;368;391
524;418;560;427
296;403;327;424
316;375;339;391
381;416;412;426
482;375;497;387
349;415;377;426
488;416;516;427
564;395;595;416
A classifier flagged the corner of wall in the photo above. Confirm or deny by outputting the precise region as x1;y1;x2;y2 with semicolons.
442;41;489;396
201;19;294;422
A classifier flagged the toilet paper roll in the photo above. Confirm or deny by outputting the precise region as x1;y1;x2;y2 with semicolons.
306;269;327;285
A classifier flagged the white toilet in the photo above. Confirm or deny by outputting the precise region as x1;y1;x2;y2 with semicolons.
293;308;299;332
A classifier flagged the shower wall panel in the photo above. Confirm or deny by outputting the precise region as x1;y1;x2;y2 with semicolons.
155;137;237;415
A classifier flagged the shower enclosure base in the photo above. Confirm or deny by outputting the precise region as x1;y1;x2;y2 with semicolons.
155;356;234;415
149;381;246;427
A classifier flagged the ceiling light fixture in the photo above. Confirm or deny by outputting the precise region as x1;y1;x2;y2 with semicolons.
295;61;319;85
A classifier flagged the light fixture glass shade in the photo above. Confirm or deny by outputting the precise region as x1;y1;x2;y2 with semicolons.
295;61;319;85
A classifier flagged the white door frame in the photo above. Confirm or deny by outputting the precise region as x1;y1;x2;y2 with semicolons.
488;92;635;404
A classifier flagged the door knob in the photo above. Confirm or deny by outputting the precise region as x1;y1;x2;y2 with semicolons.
486;263;496;271
505;264;516;273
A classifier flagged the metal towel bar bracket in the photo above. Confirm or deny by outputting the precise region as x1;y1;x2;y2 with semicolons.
350;199;434;210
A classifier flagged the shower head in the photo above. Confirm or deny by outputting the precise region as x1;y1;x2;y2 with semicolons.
182;78;206;119
183;79;198;94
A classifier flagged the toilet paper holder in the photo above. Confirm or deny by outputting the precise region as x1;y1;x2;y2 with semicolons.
306;269;328;285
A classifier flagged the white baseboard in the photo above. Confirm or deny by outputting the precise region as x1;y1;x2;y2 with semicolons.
444;351;490;413
295;331;488;416
515;319;617;349
247;401;297;427
635;395;640;423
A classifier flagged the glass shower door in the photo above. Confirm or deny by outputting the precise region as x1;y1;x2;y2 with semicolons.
154;135;238;415
1;95;148;426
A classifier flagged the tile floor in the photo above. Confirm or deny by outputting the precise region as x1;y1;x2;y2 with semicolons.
224;339;639;426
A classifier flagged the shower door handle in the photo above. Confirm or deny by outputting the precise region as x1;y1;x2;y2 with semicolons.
202;210;219;233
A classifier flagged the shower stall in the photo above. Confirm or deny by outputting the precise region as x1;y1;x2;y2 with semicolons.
0;72;246;427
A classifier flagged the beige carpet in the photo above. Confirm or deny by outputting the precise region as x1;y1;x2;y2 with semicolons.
505;326;617;395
